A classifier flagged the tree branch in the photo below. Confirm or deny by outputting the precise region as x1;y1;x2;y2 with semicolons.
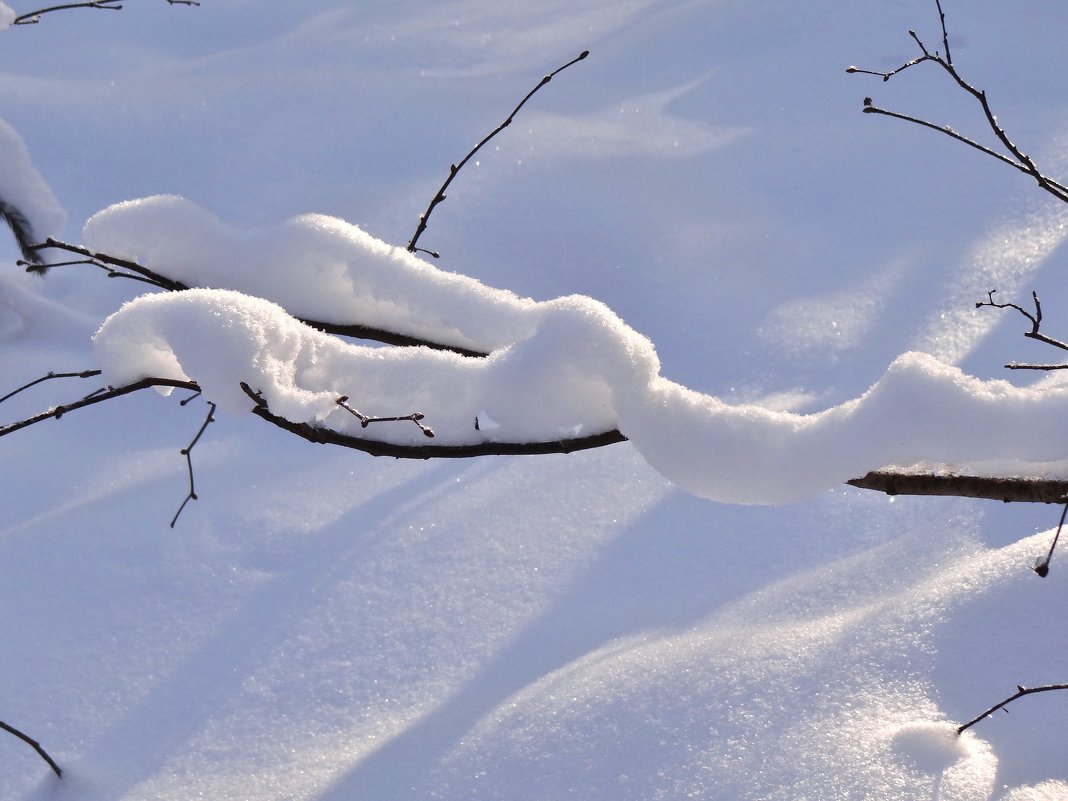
0;719;62;778
848;470;1068;504
406;50;589;257
13;0;197;25
957;683;1068;734
849;2;1068;205
170;400;215;528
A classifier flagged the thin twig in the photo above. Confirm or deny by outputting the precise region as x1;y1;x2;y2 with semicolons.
958;683;1068;734
336;395;434;438
14;1;123;24
849;2;1068;205
0;377;200;439
977;290;1068;353
170;401;216;528
1034;502;1068;577
13;0;197;24
406;50;589;257
26;239;189;290
0;370;101;406
0;719;62;778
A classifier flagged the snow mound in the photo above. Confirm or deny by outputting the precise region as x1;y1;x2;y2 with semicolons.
0;118;66;246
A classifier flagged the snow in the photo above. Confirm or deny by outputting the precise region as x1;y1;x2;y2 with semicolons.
0;117;65;244
95;284;1068;503
4;1;1068;799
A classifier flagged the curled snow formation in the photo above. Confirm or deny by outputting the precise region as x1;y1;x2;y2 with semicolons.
84;195;539;354
94;283;1068;504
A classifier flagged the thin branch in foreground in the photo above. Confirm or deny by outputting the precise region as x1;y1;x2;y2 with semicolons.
0;719;62;778
0;369;101;406
336;395;434;438
170;401;216;528
957;683;1068;734
1033;502;1068;577
406;49;589;257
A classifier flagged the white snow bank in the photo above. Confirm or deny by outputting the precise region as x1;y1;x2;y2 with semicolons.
0;118;66;245
83;195;541;354
94;286;1068;503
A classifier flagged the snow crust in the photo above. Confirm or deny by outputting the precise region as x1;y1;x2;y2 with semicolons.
93;230;1068;503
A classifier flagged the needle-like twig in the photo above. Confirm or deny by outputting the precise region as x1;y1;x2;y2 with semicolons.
406;50;589;257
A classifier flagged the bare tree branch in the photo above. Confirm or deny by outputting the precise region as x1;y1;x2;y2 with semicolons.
849;2;1068;204
958;683;1068;734
848;470;1068;504
170;400;215;528
0;719;62;778
976;290;1068;352
1033;502;1068;577
13;0;197;25
0;197;43;265
406;50;589;257
0;369;101;406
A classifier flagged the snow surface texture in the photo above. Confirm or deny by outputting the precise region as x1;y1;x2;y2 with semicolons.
92;197;1068;503
6;2;1068;800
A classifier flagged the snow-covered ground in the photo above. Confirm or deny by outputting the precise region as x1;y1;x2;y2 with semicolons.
3;1;1068;798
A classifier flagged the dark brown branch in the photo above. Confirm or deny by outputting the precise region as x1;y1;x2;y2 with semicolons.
0;376;200;439
1034;502;1068;577
958;683;1068;734
14;1;123;24
336;396;434;438
0;719;62;778
13;0;196;24
1;197;43;264
849;2;1068;205
0;369;101;406
27;239;189;289
27;240;490;357
406;50;589;257
240;381;627;458
170;401;215;528
977;289;1068;353
848;470;1068;504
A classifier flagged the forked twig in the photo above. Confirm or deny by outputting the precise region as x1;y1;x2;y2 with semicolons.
336;395;434;438
849;1;1068;204
170;401;216;528
406;50;589;257
13;0;197;25
0;719;62;778
958;683;1068;734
